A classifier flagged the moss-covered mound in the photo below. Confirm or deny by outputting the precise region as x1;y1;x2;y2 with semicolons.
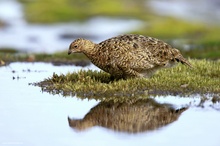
0;50;90;66
33;59;220;101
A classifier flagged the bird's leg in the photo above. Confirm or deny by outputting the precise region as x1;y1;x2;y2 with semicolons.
110;75;123;81
123;69;143;79
110;75;115;81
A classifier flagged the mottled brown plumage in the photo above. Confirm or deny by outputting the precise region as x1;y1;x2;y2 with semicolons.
68;34;192;79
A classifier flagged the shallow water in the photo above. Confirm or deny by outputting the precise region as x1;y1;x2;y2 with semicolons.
148;0;220;24
0;63;220;146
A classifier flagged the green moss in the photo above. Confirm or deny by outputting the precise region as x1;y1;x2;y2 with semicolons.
19;0;147;23
132;18;220;59
0;51;90;66
198;26;220;43
134;18;208;39
34;51;87;62
0;48;19;54
182;46;220;59
33;59;220;101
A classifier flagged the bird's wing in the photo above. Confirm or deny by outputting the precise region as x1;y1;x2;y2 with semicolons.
115;37;173;71
105;44;158;72
138;37;192;68
100;34;176;71
137;36;175;62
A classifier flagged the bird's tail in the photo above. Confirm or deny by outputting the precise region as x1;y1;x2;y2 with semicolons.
173;49;193;68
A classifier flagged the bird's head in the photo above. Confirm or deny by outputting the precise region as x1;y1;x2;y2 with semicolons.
68;38;95;55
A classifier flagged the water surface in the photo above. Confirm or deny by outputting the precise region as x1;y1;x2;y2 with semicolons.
148;0;220;24
0;63;220;146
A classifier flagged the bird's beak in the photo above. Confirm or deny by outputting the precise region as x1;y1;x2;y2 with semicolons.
68;50;72;55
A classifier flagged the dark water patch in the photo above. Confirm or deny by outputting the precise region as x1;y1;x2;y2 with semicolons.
51;60;90;67
59;32;100;40
211;95;220;104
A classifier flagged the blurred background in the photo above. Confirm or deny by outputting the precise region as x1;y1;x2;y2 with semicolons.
0;0;220;59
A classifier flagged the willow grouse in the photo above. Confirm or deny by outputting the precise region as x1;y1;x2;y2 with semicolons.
68;34;192;79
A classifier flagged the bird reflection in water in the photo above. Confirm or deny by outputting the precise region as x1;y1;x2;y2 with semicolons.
68;98;188;133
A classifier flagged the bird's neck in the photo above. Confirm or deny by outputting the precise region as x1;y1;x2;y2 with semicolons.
83;44;99;59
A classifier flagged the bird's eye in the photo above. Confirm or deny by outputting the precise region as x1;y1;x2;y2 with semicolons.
74;45;78;48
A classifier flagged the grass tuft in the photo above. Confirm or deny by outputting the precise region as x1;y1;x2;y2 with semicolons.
33;59;220;101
